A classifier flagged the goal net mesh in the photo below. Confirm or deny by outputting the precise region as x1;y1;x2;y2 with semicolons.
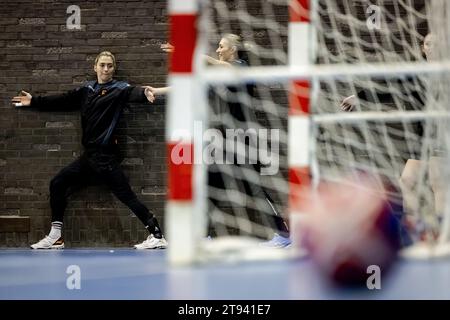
193;0;450;258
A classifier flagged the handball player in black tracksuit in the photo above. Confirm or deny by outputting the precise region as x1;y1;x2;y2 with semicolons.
12;51;167;249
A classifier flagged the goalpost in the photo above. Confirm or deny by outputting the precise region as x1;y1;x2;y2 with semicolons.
166;0;450;265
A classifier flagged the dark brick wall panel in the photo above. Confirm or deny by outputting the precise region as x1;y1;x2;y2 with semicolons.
0;0;168;247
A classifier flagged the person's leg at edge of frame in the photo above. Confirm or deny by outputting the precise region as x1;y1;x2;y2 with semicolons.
398;159;426;240
429;156;447;240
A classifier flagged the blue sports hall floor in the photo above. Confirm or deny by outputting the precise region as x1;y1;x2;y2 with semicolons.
1;248;450;300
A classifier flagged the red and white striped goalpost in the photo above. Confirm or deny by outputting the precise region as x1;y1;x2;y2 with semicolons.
288;0;315;252
166;0;201;265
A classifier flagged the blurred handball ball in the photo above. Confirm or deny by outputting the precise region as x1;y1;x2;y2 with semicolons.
293;176;402;286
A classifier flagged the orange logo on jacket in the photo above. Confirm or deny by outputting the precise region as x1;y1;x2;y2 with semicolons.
101;89;107;96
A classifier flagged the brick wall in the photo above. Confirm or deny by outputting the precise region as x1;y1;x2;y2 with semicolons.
0;0;169;247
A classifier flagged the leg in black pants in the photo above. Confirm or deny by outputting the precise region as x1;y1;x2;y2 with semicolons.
248;162;289;237
207;162;289;238
30;157;90;249
49;157;89;223
44;150;165;249
91;153;167;249
97;162;163;238
84;149;163;238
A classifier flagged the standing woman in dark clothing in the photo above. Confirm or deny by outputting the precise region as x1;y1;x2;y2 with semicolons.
207;34;290;246
341;33;447;239
155;34;290;246
11;51;168;249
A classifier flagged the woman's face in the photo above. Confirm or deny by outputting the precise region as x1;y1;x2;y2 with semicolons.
94;56;115;84
216;38;235;62
422;34;435;60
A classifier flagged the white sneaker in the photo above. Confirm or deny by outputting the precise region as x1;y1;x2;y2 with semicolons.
30;235;65;249
259;233;291;248
134;235;168;249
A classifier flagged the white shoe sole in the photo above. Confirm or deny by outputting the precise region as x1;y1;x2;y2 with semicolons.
134;245;167;250
30;244;65;250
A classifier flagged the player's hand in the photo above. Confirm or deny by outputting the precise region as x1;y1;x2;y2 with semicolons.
11;90;32;107
340;94;356;112
143;86;155;103
161;43;174;53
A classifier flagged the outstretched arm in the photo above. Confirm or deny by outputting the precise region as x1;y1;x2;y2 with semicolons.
340;89;402;112
203;54;232;66
11;88;82;110
144;86;170;97
342;82;409;112
160;43;232;67
126;86;155;104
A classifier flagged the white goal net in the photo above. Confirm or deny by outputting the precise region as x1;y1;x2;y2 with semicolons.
167;0;450;264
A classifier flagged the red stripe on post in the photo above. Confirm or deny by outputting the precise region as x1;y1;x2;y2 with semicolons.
289;0;310;23
289;80;310;115
169;14;197;73
289;166;310;211
167;142;193;200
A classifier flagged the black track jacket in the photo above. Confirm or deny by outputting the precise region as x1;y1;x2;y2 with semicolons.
31;80;147;148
